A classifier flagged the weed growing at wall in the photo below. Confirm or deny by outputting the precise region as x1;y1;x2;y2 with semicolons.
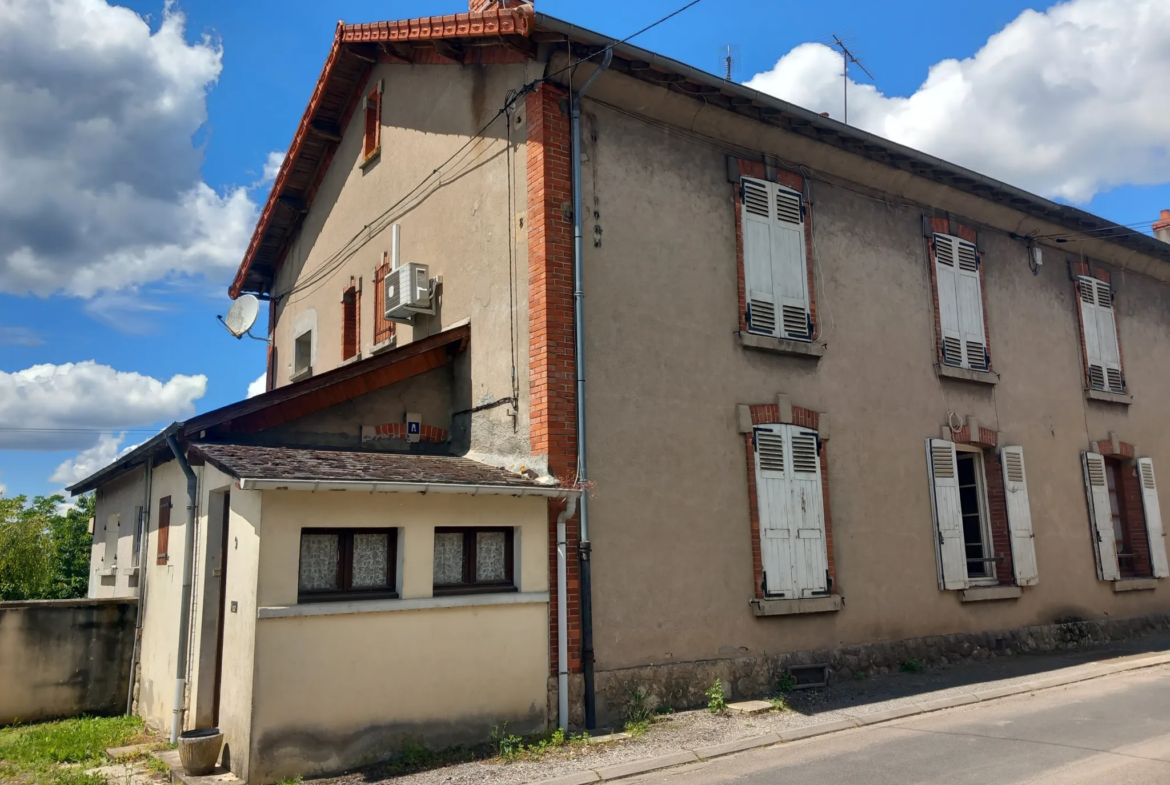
705;679;728;714
900;659;926;674
776;673;797;693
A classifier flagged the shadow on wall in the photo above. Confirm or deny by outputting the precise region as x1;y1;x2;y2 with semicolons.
0;598;137;725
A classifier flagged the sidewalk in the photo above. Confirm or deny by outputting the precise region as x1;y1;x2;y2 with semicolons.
308;632;1170;785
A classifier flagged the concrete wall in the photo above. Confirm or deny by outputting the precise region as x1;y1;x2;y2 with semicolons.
270;61;540;467
0;598;136;724
89;467;145;599
572;76;1170;677
247;490;548;782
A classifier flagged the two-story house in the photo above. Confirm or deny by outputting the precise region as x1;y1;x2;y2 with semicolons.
73;1;1170;781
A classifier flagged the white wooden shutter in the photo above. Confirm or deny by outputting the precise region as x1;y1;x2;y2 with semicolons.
772;186;811;340
742;177;810;340
789;428;829;597
934;233;987;370
1000;446;1038;585
754;424;794;597
1082;452;1120;581
927;439;968;589
1092;280;1124;393
1137;458;1169;578
742;178;777;337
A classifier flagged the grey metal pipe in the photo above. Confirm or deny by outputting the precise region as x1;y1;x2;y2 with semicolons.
165;433;198;743
571;47;611;731
125;455;153;715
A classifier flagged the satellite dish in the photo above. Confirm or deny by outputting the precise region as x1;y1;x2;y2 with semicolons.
222;295;260;338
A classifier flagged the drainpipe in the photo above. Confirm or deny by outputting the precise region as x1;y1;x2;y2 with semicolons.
125;455;154;714
571;48;611;731
555;495;577;731
166;433;198;743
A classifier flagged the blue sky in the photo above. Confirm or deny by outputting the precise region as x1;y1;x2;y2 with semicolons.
1;0;1168;500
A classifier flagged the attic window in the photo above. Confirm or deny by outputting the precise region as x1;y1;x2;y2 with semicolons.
363;85;382;163
293;330;312;379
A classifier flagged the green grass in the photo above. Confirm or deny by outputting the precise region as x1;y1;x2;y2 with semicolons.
0;715;146;785
900;659;926;674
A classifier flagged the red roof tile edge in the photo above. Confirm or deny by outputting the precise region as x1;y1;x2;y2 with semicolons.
228;5;535;300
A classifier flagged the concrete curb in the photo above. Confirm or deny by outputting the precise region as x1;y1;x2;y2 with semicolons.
526;652;1170;785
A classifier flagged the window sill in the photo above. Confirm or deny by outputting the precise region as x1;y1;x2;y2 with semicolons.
338;353;363;368
120;567;139;577
432;584;518;597
1113;578;1158;592
750;594;842;617
98;567;117;577
289;367;313;383
936;364;997;386
370;337;397;356
257;590;549;619
738;332;826;359
1086;389;1132;406
959;585;1022;602
360;147;381;170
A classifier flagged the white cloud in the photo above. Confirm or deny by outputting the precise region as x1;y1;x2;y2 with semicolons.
246;373;267;398
0;361;206;450
745;0;1170;203
261;151;286;185
0;326;43;346
0;0;261;297
49;432;140;486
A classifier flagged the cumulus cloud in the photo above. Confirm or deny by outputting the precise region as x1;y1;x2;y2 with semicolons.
745;0;1170;202
0;0;259;297
261;151;286;185
50;432;139;486
0;326;43;346
246;373;267;398
0;361;206;450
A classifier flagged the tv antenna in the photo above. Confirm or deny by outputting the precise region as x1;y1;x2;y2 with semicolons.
217;294;269;342
831;34;874;125
719;44;740;82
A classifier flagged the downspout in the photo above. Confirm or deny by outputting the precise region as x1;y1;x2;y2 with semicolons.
571;48;611;731
166;433;198;743
125;455;153;715
555;495;577;731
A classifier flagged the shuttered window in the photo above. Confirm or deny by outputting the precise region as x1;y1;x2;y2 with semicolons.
1082;452;1121;581
341;285;359;360
363;86;382;160
933;233;988;371
1077;276;1124;393
741;177;811;341
372;256;396;346
156;496;171;565
753;424;828;598
1136;458;1170;578
927;439;969;589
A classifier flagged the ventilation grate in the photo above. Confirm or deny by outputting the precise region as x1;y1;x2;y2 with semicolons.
1141;462;1157;491
1087;455;1106;486
934;234;955;266
749;300;776;334
1005;451;1025;484
742;179;770;218
1088;365;1106;390
957;241;978;272
783;306;810;338
757;431;785;473
931;445;955;479
967;342;987;370
775;189;803;224
791;433;819;474
943;337;963;366
1106;368;1124;393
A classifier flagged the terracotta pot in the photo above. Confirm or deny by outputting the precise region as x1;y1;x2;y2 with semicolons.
178;728;223;776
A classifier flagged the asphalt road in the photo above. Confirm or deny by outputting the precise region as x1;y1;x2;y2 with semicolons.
629;664;1170;785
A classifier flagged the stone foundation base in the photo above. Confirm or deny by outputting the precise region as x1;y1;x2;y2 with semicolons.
547;613;1170;728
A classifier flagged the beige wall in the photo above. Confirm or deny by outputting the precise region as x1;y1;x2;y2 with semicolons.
89;467;145;599
573;73;1170;674
247;490;548;782
270;62;539;467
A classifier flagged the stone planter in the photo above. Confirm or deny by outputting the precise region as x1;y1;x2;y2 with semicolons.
178;728;223;776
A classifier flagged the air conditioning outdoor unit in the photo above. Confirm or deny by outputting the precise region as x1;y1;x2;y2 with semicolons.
384;262;434;323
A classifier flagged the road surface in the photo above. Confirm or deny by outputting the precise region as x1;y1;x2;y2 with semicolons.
630;664;1170;784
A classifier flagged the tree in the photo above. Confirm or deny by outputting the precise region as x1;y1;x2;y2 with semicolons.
0;493;93;601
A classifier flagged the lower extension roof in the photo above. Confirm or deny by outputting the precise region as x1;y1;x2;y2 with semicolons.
230;3;1170;299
